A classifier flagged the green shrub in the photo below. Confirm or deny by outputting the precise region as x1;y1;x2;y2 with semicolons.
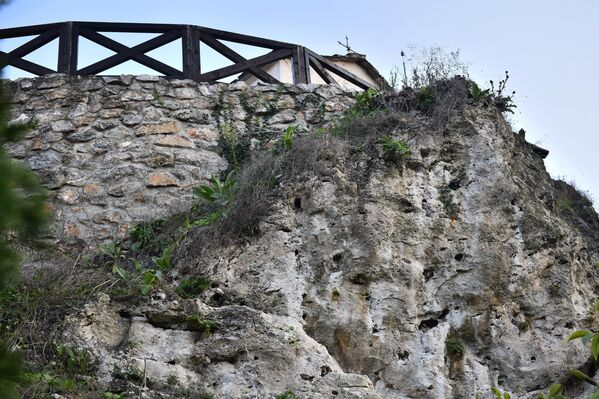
380;135;410;162
55;345;93;375
193;172;237;209
279;125;295;152
489;71;516;114
275;390;301;399
490;388;511;399
347;88;380;117
445;338;465;357
537;384;569;399
129;219;164;253
175;278;210;299
185;315;217;333
470;82;491;102
416;86;434;110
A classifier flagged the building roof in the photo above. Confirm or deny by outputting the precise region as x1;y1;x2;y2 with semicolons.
323;52;389;89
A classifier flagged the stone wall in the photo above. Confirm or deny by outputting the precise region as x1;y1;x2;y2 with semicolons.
4;74;356;254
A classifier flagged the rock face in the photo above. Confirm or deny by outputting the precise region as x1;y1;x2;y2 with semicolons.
8;76;599;398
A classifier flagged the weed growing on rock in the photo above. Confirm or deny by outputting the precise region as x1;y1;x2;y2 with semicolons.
166;375;179;386
470;82;491;102
152;88;164;106
491;387;512;399
185;315;217;334
191;171;238;227
219;121;244;170
489;72;516;114
175;278;210;299
275;390;301;399
193;172;237;208
537;383;569;399
445;338;465;357
0;253;113;398
274;125;295;153
415;86;434;111
129;219;164;253
380;135;410;162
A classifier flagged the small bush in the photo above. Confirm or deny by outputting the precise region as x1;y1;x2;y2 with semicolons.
185;315;218;333
175;278;210;299
193;172;237;208
275;390;301;399
381;135;410;162
491;388;511;399
445;338;465;357
537;384;569;399
489;71;516;114
470;82;491;102
129;219;164;253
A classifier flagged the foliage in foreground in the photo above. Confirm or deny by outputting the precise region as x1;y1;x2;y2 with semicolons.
0;76;48;398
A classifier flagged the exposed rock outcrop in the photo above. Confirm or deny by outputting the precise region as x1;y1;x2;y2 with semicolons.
7;76;599;398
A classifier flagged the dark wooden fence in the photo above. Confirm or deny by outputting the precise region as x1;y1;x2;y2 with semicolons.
0;21;373;89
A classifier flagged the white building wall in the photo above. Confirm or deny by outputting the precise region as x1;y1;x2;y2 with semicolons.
241;58;376;91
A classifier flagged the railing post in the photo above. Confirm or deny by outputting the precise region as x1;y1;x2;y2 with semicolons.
303;46;311;84
58;21;78;74
292;45;309;84
182;25;201;81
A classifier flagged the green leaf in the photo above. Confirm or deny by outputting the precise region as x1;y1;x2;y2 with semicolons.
140;283;151;296
504;393;511;399
568;330;591;341
143;271;156;285
490;388;501;399
131;258;143;273
549;384;563;396
592;334;599;361
570;369;594;384
112;265;129;282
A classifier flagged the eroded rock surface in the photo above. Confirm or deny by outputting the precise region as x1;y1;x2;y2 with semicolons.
13;76;599;398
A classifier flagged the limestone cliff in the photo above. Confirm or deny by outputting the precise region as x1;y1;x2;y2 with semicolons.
5;76;599;399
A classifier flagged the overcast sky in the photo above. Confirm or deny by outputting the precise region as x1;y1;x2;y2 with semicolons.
1;0;598;204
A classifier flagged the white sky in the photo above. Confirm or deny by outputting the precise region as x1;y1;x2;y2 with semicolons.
1;0;598;204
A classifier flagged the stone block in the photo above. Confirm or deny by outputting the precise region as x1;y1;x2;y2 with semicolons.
135;121;181;136
51;120;75;132
146;172;179;187
154;135;195;148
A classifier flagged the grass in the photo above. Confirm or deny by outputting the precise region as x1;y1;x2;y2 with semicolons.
0;265;112;398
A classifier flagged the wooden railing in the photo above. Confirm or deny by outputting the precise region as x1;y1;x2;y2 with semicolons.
0;21;373;89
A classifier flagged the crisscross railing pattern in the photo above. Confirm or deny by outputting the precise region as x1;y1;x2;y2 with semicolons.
0;21;373;89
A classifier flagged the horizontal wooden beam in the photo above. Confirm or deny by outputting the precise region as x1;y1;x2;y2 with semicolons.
76;21;185;33
0;22;61;39
197;26;295;49
197;48;291;82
